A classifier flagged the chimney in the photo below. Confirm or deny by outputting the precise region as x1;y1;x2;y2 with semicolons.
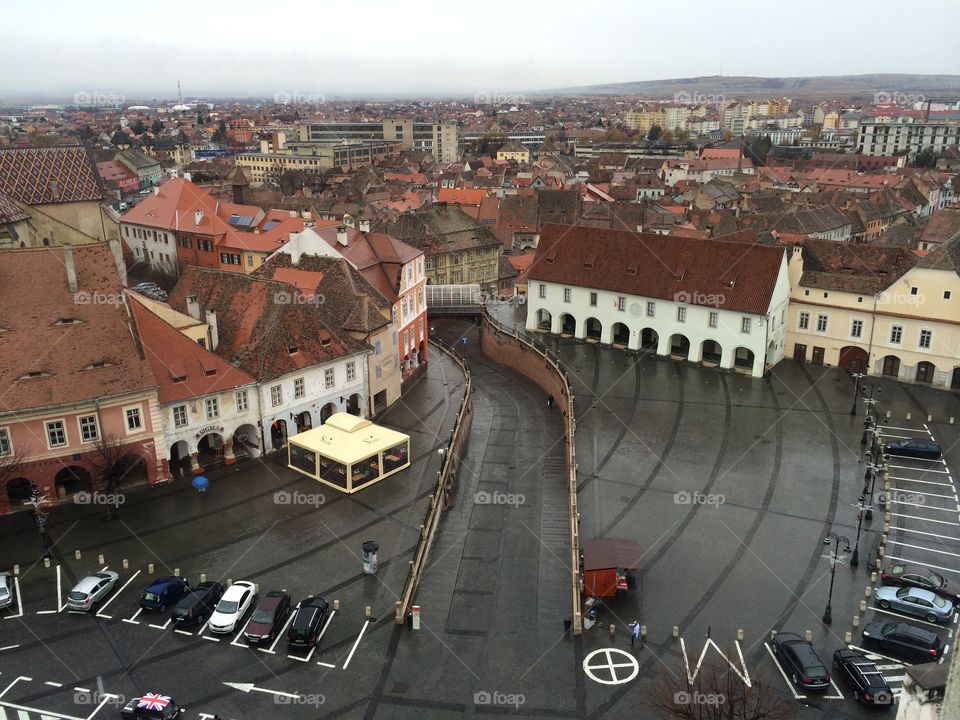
186;295;201;320
63;244;78;293
359;219;370;233
205;308;219;351
336;226;348;246
194;210;204;226
108;238;127;285
49;179;60;202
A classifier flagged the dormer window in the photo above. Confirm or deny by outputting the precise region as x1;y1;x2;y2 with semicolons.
18;370;51;380
54;318;83;326
288;344;299;355
83;361;116;371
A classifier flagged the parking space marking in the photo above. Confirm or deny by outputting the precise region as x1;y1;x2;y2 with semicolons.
847;645;912;666
258;607;299;655
871;606;948;628
122;608;143;625
889;499;957;512
824;678;844;700
889;513;960;527
201;636;221;642
96;570;140;619
878;432;914;440
342;620;371;670
148;619;171;630
763;643;805;700
3;577;23;620
886;540;960;559
317;661;336;668
889;488;958;500
44;682;62;688
195;620;211;636
0;646;17;652
288;609;336;663
941;644;951;663
35;565;66;614
888;464;949;474
885;555;960;575
881;425;925;433
230;623;249;648
893;526;960;542
174;629;194;636
890;476;955;487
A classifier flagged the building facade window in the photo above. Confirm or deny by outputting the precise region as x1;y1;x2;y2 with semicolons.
741;317;751;334
271;385;283;407
0;428;10;456
78;415;99;442
890;325;902;344
851;319;863;338
798;311;809;330
919;329;932;349
294;377;305;399
816;314;828;332
677;307;686;322
346;361;357;382
617;296;625;311
589;292;597;307
173;405;188;428
46;420;66;448
126;407;142;431
563;288;571;303
205;397;220;420
646;301;655;317
236;390;248;412
325;368;335;389
538;284;546;299
708;311;718;328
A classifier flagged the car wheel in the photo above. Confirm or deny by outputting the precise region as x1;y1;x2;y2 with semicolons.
879;600;891;609
791;672;800;687
927;614;938;623
159;604;166;613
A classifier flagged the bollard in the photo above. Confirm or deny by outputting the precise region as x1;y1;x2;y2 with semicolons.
148;563;154;574
122;558;129;570
75;550;81;560
200;573;206;583
737;628;744;641
641;625;648;641
952;417;956;425
174;567;180;577
871;572;877;583
865;585;872;598
906;412;912;420
853;615;860;627
879;546;885;558
860;600;867;612
43;557;50;568
883;523;890;535
804;629;812;642
365;605;372;619
845;631;852;644
13;564;19;576
334;599;340;611
770;629;778;639
928;415;932;423
227;579;233;587
609;623;615;639
672;626;679;638
880;535;886;548
886;410;891;419
98;554;104;565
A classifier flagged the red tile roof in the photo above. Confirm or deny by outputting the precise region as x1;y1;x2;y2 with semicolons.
529;224;783;314
437;187;489;206
0;145;105;205
129;296;255;404
0;243;155;412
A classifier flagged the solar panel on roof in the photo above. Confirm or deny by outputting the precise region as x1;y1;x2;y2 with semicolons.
228;214;240;225
236;216;254;227
262;220;280;231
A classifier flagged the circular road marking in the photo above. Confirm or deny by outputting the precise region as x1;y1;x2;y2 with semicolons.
582;648;640;685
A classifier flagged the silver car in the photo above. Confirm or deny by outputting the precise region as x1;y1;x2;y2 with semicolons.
875;585;955;623
0;572;14;609
66;571;119;612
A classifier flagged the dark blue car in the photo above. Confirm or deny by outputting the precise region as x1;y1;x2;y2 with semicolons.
139;576;190;612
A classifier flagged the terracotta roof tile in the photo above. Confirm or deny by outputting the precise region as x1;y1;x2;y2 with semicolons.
0;145;105;205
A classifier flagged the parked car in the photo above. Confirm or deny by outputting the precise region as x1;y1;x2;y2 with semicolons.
120;693;182;719
287;595;329;647
66;570;119;612
171;581;224;628
884;438;942;460
139;577;190;612
832;649;894;706
243;590;291;645
861;621;943;663
881;563;960;603
208;580;258;634
875;586;954;623
771;632;831;690
0;572;14;610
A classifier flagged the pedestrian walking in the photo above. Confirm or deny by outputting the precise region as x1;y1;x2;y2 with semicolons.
547;394;554;409
629;621;641;646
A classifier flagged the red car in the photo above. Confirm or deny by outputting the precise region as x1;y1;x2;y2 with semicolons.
243;590;291;645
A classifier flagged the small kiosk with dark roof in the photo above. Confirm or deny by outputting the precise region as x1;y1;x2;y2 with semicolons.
582;538;641;598
287;413;410;493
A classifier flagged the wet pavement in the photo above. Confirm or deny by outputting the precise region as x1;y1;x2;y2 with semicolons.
2;301;960;720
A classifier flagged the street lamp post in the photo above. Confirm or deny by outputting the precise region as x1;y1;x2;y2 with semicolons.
862;461;883;521
822;531;852;625
851;496;869;567
25;482;52;559
850;370;866;415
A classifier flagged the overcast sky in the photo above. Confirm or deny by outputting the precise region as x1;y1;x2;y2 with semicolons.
3;0;959;100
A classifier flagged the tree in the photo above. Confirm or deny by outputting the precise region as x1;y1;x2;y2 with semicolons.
151;119;164;135
647;124;662;141
211;120;228;143
746;135;773;166
649;661;797;720
77;124;95;141
83;435;140;519
132;120;146;135
197;112;206;126
913;147;938;168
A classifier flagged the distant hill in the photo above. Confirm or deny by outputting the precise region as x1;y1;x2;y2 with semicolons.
540;74;960;99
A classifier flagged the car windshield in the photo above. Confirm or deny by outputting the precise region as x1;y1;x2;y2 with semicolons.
143;592;159;602
293;609;316;629
68;591;86;601
931;573;945;586
251;609;274;624
217;600;239;614
933;596;947;608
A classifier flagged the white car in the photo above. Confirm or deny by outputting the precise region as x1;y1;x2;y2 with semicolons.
207;580;257;634
66;571;120;612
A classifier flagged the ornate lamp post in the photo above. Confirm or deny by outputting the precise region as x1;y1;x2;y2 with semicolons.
822;531;852;625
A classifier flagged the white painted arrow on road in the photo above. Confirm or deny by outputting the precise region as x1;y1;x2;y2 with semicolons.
223;681;300;699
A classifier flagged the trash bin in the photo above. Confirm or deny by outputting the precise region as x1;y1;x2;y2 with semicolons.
362;541;379;574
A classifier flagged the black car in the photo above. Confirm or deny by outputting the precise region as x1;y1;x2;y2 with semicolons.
881;563;960;603
120;693;182;719
243;590;291;645
771;633;831;690
171;581;224;628
861;621;943;663
884;438;942;460
287;595;329;648
139;576;190;612
833;649;894;707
